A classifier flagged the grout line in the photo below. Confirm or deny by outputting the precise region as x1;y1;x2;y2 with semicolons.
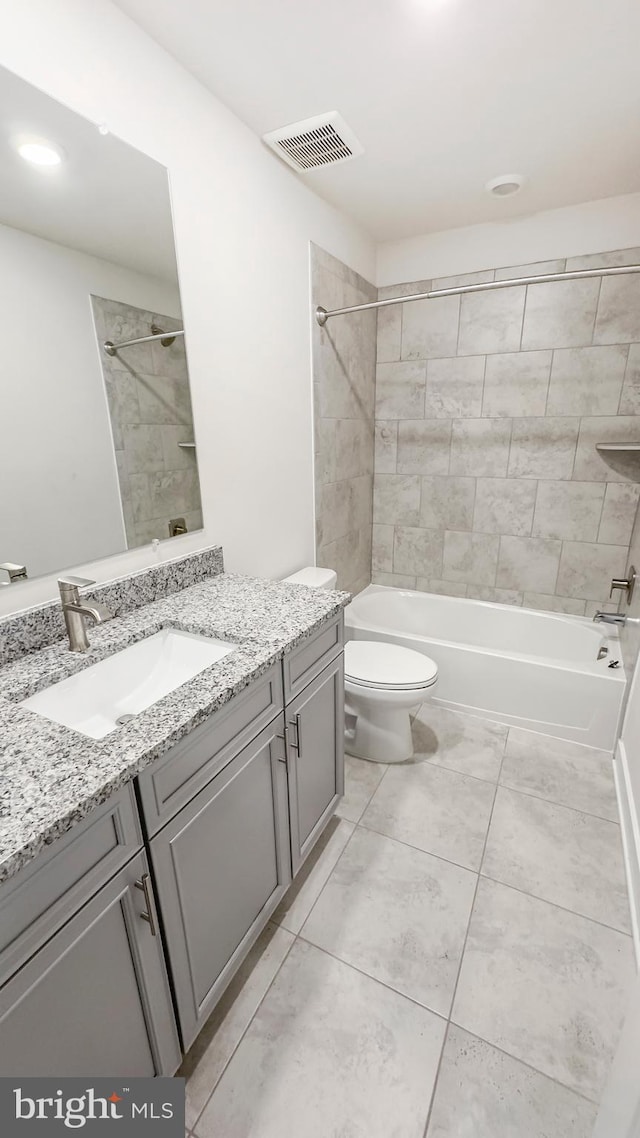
421;746;506;1137
188;926;298;1132
356;815;484;876
443;1021;601;1107
496;773;619;824
477;864;632;939
590;276;604;346
296;931;450;1020
421;1020;452;1138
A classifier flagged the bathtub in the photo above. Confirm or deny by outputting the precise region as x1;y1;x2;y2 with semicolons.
345;585;626;751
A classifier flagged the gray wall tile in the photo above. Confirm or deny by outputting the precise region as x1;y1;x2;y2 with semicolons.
593;274;640;344
425;356;485;417
458;286;526;356
619;344;640;414
496;536;562;593
598;483;640;545
376;361;426;418
312;246;376;592
546;346;627;416
473;478;536;536
508;418;579;480
557;542;628;600
572;416;640;481
420;476;475;531
494;258;566;281
374;420;398;473
521;278;600;350
373;473;421;525
450;419;511;477
401;295;460;360
394;526;444;577
532;481;605;542
372;524;394;573
443;531;500;586
397;419;452;475
370;247;640;611
482;351;551;418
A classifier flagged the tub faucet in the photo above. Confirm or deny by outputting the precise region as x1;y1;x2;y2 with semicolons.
58;576;113;652
593;611;627;626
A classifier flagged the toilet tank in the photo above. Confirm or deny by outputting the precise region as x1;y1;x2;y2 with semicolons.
282;566;337;589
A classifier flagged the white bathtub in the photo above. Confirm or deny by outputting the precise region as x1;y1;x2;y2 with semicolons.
345;585;626;750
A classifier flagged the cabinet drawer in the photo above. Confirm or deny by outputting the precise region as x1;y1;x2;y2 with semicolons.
0;784;142;987
137;663;283;836
282;614;344;701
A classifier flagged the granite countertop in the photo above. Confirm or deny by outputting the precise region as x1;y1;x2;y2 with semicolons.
0;573;349;884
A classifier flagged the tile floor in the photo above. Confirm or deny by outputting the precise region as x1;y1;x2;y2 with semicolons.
182;704;635;1137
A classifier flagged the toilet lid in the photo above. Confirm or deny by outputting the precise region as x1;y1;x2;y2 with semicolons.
345;640;438;691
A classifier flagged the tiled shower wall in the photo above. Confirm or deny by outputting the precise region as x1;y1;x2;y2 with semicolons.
92;296;203;549
373;248;640;615
312;245;377;594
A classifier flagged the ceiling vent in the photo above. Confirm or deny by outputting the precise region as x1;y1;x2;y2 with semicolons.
262;112;364;172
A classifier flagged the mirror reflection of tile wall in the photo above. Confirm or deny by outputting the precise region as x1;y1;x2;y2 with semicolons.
92;296;202;548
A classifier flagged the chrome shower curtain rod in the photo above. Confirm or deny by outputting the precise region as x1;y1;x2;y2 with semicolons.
315;263;640;326
103;328;185;356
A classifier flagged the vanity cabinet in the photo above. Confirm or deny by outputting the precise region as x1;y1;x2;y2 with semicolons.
149;717;291;1050
0;850;181;1077
0;611;345;1072
285;654;344;874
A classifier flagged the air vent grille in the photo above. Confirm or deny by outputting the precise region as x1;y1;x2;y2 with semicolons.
262;112;364;173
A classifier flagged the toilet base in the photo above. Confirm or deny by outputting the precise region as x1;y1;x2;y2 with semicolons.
345;702;417;764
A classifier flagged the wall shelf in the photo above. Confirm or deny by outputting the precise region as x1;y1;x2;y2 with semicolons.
596;443;640;453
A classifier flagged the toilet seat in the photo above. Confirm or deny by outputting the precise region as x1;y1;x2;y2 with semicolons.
345;640;438;692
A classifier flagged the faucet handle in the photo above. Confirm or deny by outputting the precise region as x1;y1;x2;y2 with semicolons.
610;566;636;602
58;575;96;588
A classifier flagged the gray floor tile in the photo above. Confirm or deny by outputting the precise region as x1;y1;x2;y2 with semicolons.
501;728;617;820
482;787;630;931
272;815;355;934
412;704;507;782
426;1025;597;1138
180;922;294;1129
336;753;388;822
361;760;495;870
195;939;446;1138
301;827;476;1015
452;878;634;1099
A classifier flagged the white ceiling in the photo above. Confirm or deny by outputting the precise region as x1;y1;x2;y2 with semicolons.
115;0;640;241
0;66;178;281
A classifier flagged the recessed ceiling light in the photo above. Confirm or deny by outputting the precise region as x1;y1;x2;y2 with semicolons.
16;140;63;167
485;174;525;197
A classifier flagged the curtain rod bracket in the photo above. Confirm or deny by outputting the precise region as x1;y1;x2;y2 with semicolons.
316;306;328;327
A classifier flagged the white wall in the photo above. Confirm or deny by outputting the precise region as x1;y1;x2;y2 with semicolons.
377;192;640;284
0;221;181;580
0;0;375;615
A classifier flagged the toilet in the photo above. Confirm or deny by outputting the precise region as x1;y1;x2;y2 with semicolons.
282;567;439;764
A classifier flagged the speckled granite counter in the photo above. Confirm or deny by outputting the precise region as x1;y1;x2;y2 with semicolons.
0;574;349;884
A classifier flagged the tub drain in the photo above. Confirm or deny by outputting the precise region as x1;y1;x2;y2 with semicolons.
116;713;136;726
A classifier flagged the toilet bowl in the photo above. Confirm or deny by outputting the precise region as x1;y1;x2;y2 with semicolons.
280;568;438;764
344;640;438;763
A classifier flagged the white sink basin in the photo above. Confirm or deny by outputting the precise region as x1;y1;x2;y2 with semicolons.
21;628;235;740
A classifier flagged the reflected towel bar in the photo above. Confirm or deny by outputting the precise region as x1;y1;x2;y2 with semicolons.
315;264;640;326
104;328;184;355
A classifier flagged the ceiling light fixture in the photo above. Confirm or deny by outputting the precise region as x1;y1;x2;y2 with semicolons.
485;174;525;197
16;139;63;167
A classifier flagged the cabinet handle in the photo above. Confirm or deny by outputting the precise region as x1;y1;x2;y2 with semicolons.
288;715;303;757
135;874;157;936
275;732;287;763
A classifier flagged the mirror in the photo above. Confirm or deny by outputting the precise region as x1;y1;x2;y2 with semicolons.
0;67;203;587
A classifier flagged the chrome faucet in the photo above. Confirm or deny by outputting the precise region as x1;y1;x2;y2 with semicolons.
58;576;113;652
593;611;629;626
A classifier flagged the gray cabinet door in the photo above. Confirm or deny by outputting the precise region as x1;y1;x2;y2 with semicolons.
0;851;181;1077
150;717;291;1050
286;653;345;875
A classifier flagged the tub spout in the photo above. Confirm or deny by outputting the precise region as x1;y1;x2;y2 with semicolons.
593;611;627;625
